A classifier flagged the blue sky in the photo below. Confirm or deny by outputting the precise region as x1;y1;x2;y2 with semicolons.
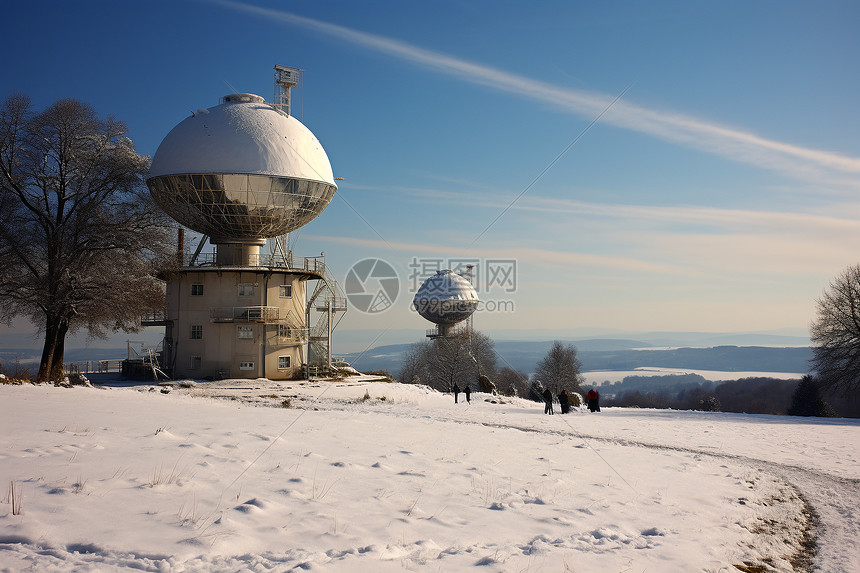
3;0;859;352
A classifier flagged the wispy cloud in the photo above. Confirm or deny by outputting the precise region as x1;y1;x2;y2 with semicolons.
344;182;860;235
312;185;860;278
213;0;860;185
308;234;724;279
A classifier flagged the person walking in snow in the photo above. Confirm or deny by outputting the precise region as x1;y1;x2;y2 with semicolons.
587;388;601;412
452;383;460;404
464;384;471;404
543;387;554;415
558;389;569;414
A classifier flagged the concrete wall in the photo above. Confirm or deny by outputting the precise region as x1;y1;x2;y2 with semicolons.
165;269;308;380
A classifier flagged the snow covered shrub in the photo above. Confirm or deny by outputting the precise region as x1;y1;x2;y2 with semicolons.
478;374;496;394
0;359;33;383
67;372;90;386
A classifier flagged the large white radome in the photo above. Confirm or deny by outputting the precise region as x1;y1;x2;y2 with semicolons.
147;93;337;241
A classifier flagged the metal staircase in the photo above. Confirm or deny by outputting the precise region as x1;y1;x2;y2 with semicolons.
305;260;347;375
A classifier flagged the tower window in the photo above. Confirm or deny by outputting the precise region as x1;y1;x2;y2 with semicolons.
190;325;203;339
279;284;292;298
237;325;254;340
278;356;291;369
238;283;254;296
239;361;254;371
190;356;202;370
190;284;204;296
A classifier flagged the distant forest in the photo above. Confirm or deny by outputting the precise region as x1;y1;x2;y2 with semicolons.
595;374;859;418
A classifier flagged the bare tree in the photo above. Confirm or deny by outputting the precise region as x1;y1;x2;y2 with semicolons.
810;264;860;394
0;94;174;381
494;366;530;397
398;339;432;384
398;331;497;393
534;341;584;395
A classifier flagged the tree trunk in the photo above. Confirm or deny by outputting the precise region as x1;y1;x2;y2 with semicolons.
37;316;68;382
52;325;67;381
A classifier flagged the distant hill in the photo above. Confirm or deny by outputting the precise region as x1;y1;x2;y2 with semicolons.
1;331;813;381
578;345;812;373
342;340;812;379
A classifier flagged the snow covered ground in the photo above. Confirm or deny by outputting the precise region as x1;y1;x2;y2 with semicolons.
1;376;858;572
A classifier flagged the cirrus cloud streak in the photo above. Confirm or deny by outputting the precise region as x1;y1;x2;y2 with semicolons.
213;0;860;186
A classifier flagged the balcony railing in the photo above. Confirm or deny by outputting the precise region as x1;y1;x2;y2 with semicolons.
269;327;310;346
425;323;471;339
184;252;327;274
210;306;280;323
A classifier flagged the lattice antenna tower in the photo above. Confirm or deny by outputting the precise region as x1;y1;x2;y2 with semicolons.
464;264;475;332
272;64;303;263
274;65;302;116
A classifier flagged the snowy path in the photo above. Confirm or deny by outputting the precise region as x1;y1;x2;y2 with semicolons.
321;390;860;572
0;379;857;572
472;418;859;572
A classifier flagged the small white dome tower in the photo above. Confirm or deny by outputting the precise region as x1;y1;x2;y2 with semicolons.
413;270;479;337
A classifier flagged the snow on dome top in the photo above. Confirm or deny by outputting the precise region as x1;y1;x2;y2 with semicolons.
223;93;265;103
414;270;480;302
149;94;336;185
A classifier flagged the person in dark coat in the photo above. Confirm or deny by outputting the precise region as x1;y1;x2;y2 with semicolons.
558;389;570;414
594;389;600;412
542;387;554;415
453;383;460;404
464;384;471;403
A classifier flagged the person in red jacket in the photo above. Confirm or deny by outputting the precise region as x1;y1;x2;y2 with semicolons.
587;388;600;412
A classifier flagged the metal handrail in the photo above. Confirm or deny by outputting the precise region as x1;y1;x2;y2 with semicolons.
183;252;327;274
312;296;348;310
210;306;280;323
269;327;310;346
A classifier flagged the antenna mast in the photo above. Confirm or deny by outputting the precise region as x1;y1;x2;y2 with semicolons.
274;64;301;116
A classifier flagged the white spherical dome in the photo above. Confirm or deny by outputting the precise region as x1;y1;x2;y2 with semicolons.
413;270;479;326
147;94;337;241
150;94;335;183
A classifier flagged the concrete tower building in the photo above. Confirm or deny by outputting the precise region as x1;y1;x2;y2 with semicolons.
146;69;345;380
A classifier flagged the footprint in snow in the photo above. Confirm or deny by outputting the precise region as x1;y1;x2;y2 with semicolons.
234;498;266;513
